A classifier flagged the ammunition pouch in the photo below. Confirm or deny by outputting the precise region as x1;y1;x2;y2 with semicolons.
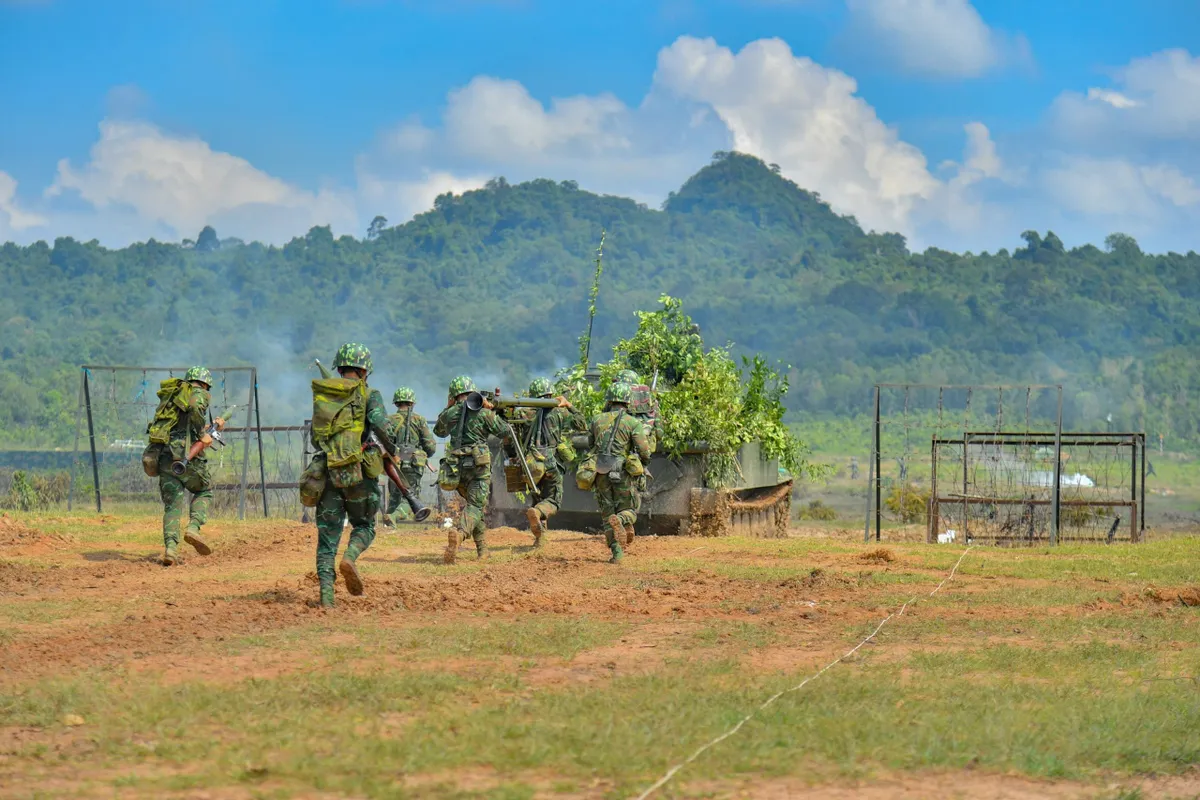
624;454;645;478
438;455;460;491
141;443;163;477
396;446;416;465
576;453;597;491
555;440;577;466
525;448;548;485
299;454;327;507
329;461;363;490
362;447;384;481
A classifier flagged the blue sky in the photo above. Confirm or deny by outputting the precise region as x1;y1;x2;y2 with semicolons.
2;0;1199;252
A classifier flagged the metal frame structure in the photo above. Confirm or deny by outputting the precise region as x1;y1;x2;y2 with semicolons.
68;365;267;520
928;431;1146;545
868;383;1064;543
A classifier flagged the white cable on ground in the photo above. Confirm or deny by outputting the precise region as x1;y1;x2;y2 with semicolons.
633;546;974;800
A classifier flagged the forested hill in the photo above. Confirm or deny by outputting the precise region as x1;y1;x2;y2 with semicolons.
2;151;1199;448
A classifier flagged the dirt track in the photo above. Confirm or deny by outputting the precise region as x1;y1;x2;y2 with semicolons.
2;514;1198;799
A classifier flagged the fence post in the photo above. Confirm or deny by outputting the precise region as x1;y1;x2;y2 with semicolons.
83;369;102;513
1050;386;1063;545
873;385;881;542
253;370;268;518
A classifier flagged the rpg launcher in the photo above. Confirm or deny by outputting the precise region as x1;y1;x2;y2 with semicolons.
464;390;566;499
171;405;240;477
364;432;433;522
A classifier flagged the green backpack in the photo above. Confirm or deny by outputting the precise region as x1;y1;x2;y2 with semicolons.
146;378;193;445
311;377;368;486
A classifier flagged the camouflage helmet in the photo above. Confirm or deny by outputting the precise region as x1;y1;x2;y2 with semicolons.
333;342;373;376
606;382;633;405
528;377;554;397
393;387;416;405
616;369;641;385
184;366;213;387
448;375;476;396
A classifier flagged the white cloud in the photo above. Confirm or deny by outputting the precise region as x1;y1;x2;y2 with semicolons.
355;164;490;224
1086;88;1140;109
0;172;48;234
443;76;631;160
845;0;1029;78
1044;158;1200;218
1054;50;1200;144
655;36;947;234
47;120;356;243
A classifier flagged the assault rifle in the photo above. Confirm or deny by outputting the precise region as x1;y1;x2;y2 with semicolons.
170;405;240;477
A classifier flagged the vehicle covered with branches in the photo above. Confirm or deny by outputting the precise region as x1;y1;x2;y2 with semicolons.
488;295;819;536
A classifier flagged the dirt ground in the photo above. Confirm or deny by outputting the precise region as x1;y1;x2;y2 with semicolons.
1;513;1197;799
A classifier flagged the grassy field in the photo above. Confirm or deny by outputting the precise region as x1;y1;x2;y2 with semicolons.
0;510;1198;799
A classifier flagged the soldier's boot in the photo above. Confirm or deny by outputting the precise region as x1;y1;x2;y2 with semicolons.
380;514;395;529
605;516;625;564
444;527;460;565
319;583;336;609
474;531;489;560
526;508;545;547
183;526;212;556
623;517;636;547
339;544;365;596
162;545;178;567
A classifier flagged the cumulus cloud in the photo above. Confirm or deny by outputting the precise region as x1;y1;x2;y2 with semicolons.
0;172;48;234
845;0;1030;78
355;164;490;224
1054;50;1200;145
47;120;357;243
1044;158;1200;218
656;36;952;234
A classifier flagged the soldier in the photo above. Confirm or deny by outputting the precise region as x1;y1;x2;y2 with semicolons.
310;343;397;608
617;368;660;454
381;387;436;526
506;377;585;546
151;366;225;566
434;376;507;563
587;383;651;564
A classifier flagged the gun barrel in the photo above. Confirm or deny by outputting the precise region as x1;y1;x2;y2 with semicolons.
494;395;562;410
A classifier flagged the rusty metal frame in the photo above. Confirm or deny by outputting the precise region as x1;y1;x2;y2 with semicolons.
929;431;1146;544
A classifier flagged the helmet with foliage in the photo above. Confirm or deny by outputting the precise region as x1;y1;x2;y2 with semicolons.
184;366;213;387
448;375;476;397
333;343;373;376
528;377;554;397
606;382;633;405
393;387;416;405
616;369;641;385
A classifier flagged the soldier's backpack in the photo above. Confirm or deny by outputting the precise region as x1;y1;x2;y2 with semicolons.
311;377;368;488
141;378;193;477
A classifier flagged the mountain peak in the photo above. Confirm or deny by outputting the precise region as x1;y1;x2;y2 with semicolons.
664;151;864;246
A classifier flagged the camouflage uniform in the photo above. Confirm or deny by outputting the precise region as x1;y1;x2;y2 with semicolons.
156;366;216;564
588;385;651;563
311;344;397;607
434;376;507;562
506;377;586;543
384;388;436;521
617;369;660;455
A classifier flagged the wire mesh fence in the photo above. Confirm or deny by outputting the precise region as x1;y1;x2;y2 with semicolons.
68;365;271;518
